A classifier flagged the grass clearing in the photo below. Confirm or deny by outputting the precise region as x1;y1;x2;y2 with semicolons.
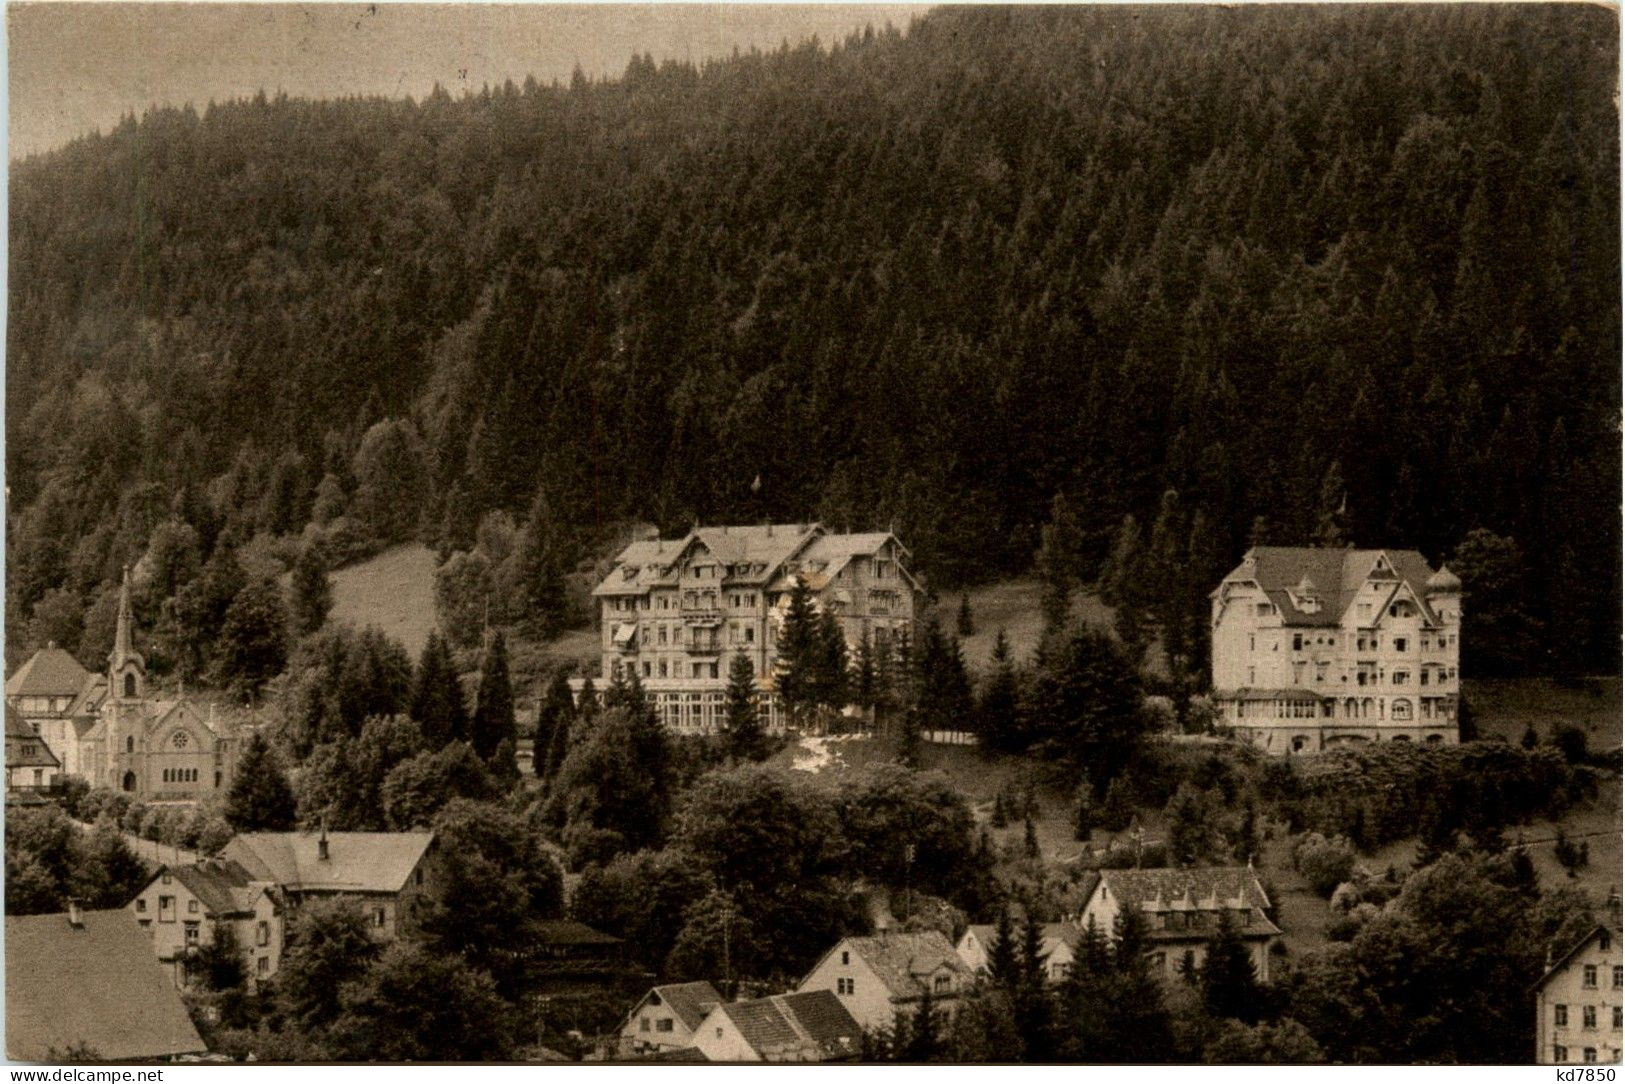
929;580;1115;675
327;543;440;658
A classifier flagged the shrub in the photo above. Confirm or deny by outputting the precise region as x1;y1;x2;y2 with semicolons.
1293;832;1357;898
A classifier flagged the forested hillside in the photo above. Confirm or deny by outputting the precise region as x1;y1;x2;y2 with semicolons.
8;5;1620;673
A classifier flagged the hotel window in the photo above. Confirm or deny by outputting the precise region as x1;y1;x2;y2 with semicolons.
257;922;271;946
655;1019;674;1033
1554;1046;1568;1062
1585;1006;1598;1029
185;924;200;944
136;898;147;913
1558;1005;1570;1027
1293;634;1303;651
1585;1049;1598;1064
1585;965;1598;989
1613;966;1622;989
640;1018;650;1033
837;978;854;995
188;900;199;914
1615;1007;1622;1030
257;957;270;976
373;907;387;928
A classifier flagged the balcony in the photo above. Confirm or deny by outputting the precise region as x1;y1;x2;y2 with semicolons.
686;641;722;656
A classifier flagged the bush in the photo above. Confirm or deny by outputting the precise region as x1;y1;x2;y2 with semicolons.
1293;832;1357;898
1553;724;1588;765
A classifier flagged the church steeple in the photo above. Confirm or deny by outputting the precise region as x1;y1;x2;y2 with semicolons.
109;565;145;700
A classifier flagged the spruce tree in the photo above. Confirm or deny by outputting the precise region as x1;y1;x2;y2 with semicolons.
410;632;468;748
775;577;820;723
979;629;1021;751
289;543;333;637
853;631;878;713
816;607;849;709
224;731;296;831
533;670;575;777
957;593;975;637
1200;911;1261;1022
987;906;1020;987
470;631;515;762
723;652;768;762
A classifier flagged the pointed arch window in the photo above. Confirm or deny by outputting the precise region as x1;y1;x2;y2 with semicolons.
124;673;137;698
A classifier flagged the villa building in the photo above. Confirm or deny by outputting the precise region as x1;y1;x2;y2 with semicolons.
1210;547;1462;753
589;523;918;732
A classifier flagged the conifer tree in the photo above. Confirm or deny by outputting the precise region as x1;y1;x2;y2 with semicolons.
289;544;332;637
853;631;878;713
979;629;1022;751
723;652;768;762
987;906;1020;987
775;577;821;723
533;670;575;777
410;632;468;748
1200;911;1261;1022
224;731;297;831
470;631;515;762
957;593;975;637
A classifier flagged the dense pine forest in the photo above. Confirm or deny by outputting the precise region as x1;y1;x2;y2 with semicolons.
8;5;1620;673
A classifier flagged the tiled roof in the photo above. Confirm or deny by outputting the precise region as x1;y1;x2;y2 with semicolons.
6;647;93;699
1219;547;1443;628
168;859;265;916
1097;867;1282;939
5;712;61;768
718;991;861;1060
648;981;722;1031
221;831;433;894
7;909;207;1061
1532;923;1624;993
838;930;968;999
593;524;825;595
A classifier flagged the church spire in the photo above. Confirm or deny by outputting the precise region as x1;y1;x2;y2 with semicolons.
109;565;145;696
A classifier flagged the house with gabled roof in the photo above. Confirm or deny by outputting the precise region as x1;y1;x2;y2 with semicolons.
588;523;918;732
128;858;284;990
218;828;438;941
7;905;208;1062
1533;923;1623;1065
1210;546;1462;752
6;641;94;778
6;708;61;798
692;990;862;1063
798;930;969;1033
618;981;724;1057
956;921;1083;984
1078;866;1282;982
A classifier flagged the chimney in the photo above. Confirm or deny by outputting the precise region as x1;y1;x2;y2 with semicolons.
67;898;83;928
318;819;330;862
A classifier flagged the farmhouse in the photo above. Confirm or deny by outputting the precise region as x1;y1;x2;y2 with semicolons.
128;859;284;990
1533;924;1624;1065
956;922;1083;984
692;991;862;1063
1077;866;1282;982
1210;547;1462;752
218;828;438;939
590;523;918;732
619;981;723;1057
799;930;969;1033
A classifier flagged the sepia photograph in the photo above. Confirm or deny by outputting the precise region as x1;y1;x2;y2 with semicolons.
2;0;1621;1068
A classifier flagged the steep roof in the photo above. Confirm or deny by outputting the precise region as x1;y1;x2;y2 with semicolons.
593;523;827;595
1533;924;1623;993
7;909;207;1062
166;859;266;916
835;930;968;999
1095;867;1282;939
964;922;1083;957
220;831;434;894
1218;547;1443;628
716;991;861;1060
644;981;723;1031
5;711;60;768
6;646;93;699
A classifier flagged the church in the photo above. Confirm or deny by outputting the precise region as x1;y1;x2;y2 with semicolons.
5;568;242;803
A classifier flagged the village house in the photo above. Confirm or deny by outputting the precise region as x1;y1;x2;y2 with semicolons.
619;981;723;1057
5;708;61;800
128;858;284;990
588;523;918;732
1077;867;1282;982
956;922;1082;984
1210;547;1462;752
692;991;863;1063
218;828;438;939
5;570;242;801
799;930;970;1033
1534;924;1624;1064
7;903;207;1062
